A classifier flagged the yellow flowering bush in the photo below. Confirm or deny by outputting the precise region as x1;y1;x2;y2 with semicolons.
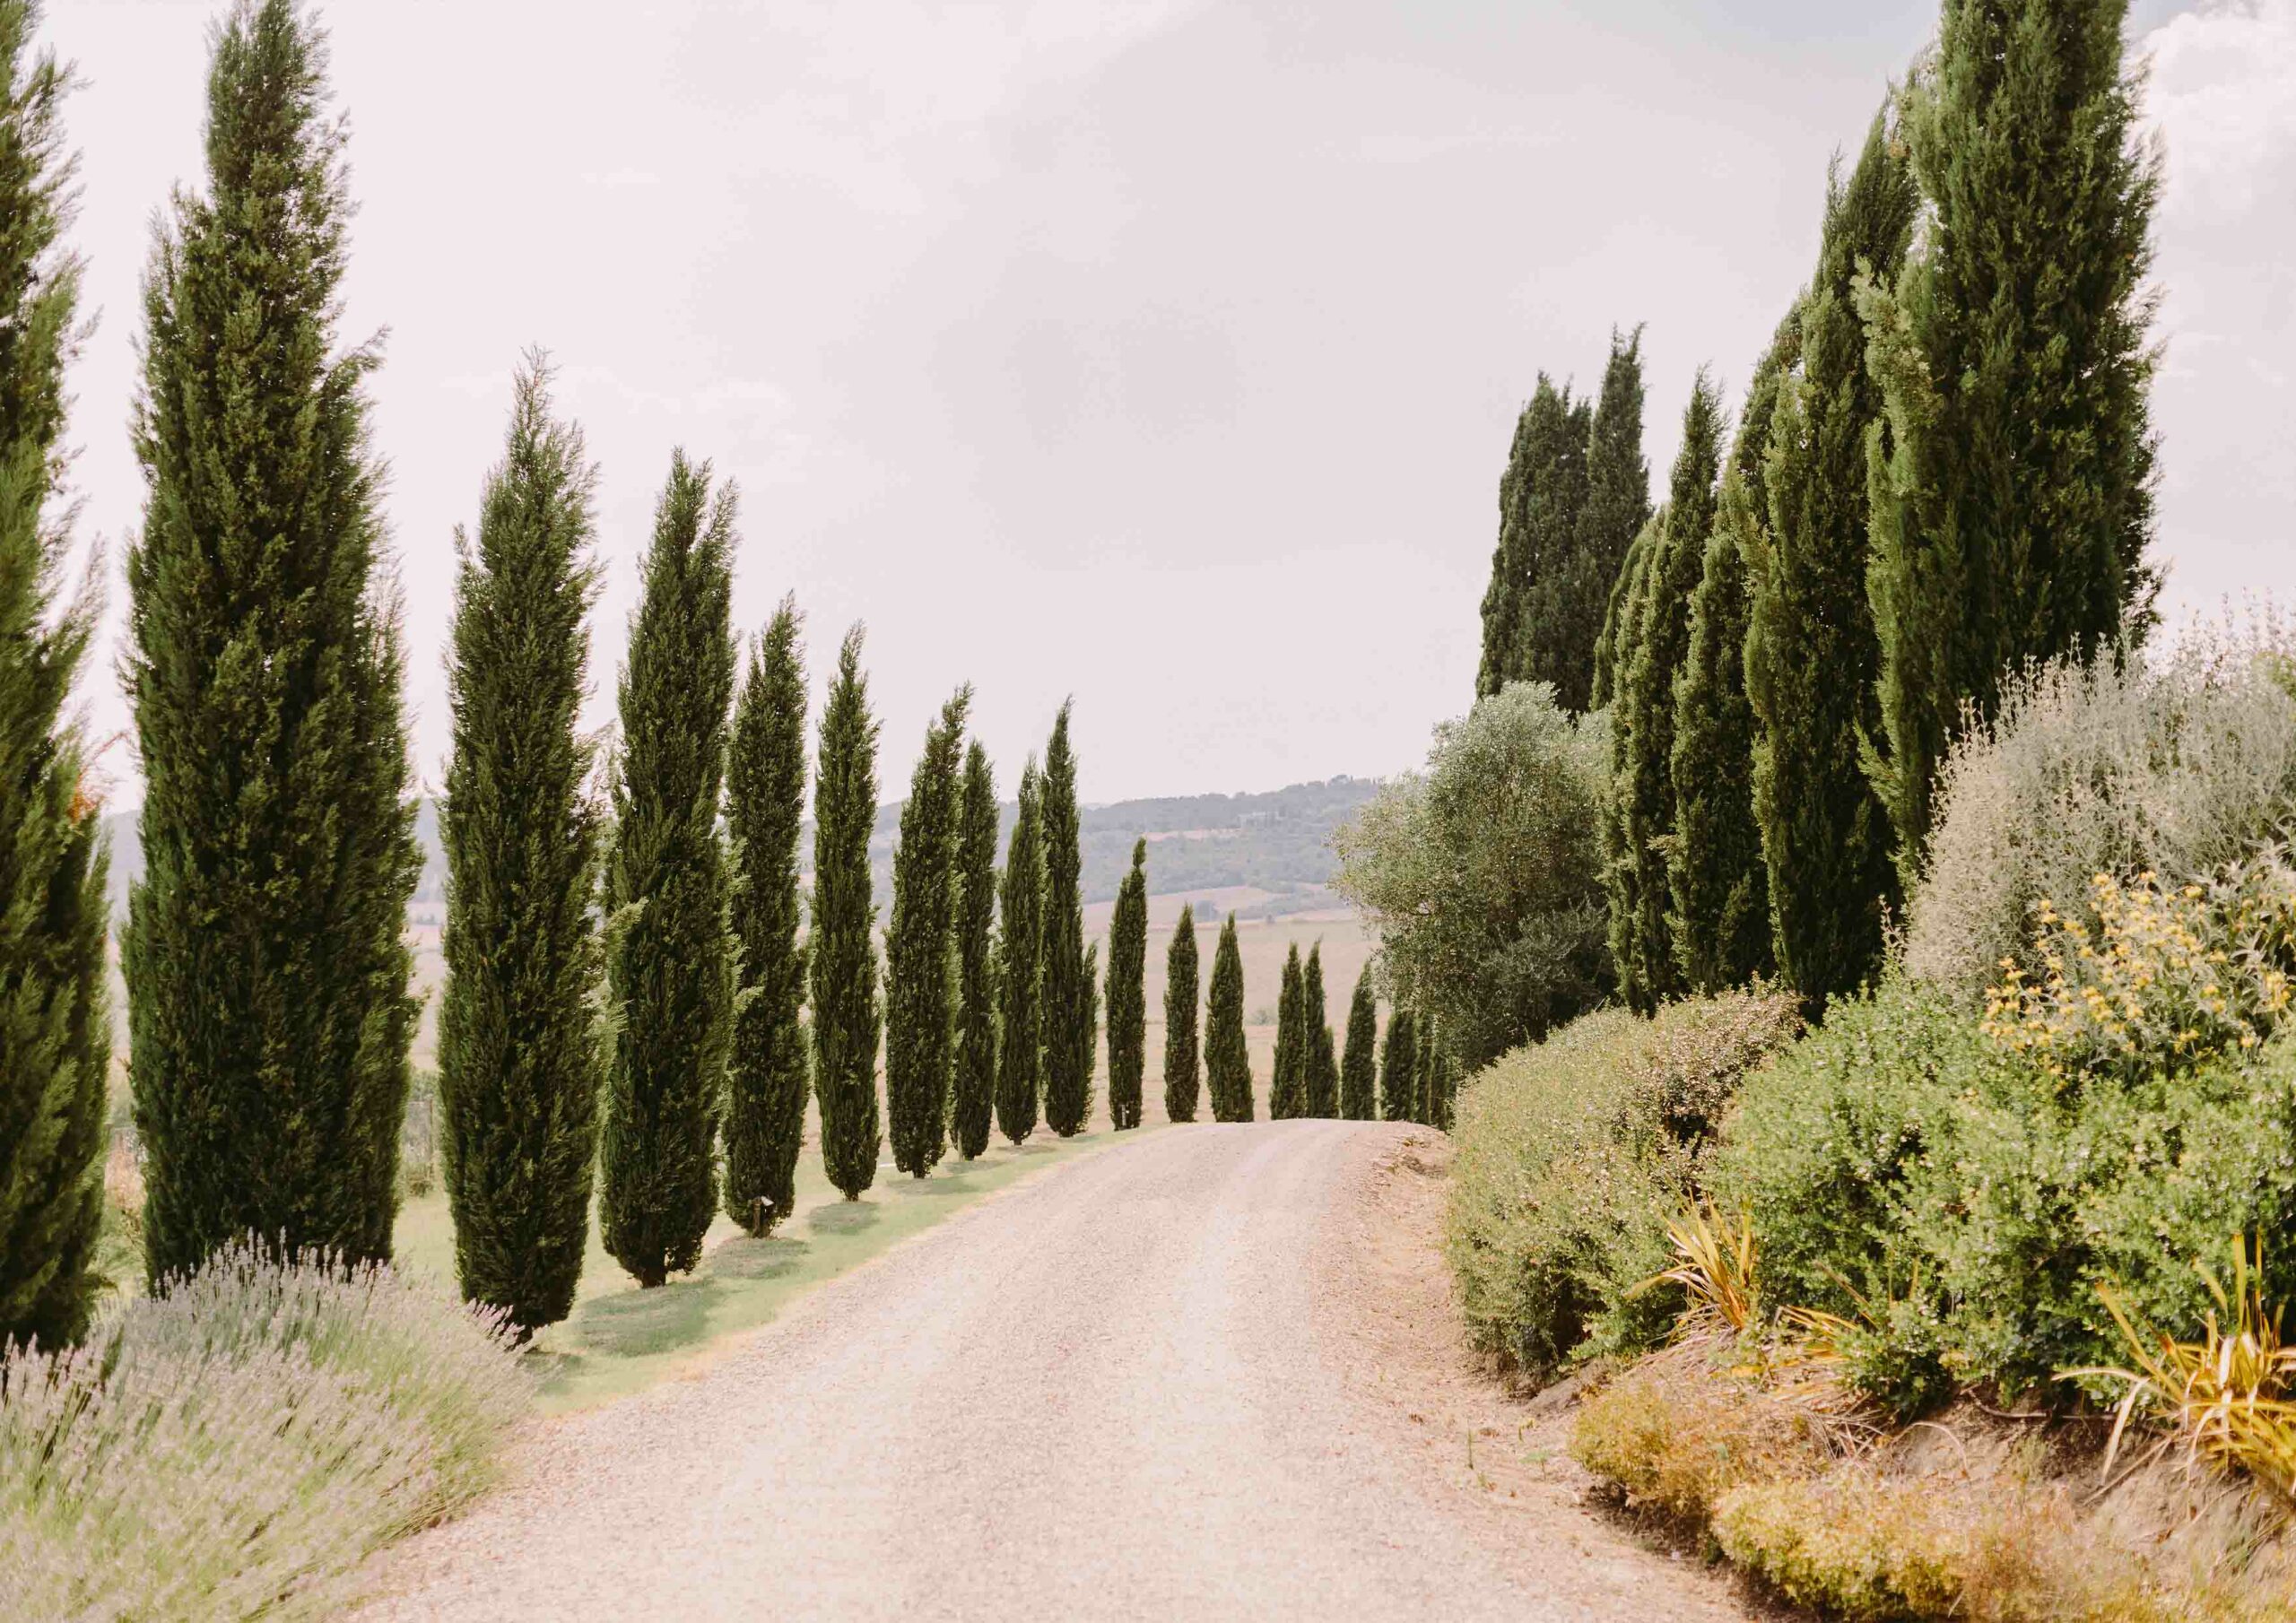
1982;850;2296;1087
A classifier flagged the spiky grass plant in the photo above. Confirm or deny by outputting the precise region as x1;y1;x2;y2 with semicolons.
2069;1237;2296;1508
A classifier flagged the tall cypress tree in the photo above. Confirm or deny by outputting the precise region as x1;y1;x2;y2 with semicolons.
1668;324;1797;994
1750;116;1917;1003
1575;326;1654;710
1860;0;2157;881
1592;515;1656;713
1106;838;1148;1130
1476;378;1593;702
1205;915;1253;1122
1162;903;1202;1124
1270;942;1307;1119
601;455;736;1288
724;597;811;1234
1379;1006;1417;1124
0;3;107;1350
1302;942;1338;1118
1338;967;1378;1122
994;759;1044;1145
438;358;603;1332
1039;703;1091;1137
1608;376;1724;1011
127;0;421;1282
886;687;970;1178
813;627;882;1198
950;741;998;1161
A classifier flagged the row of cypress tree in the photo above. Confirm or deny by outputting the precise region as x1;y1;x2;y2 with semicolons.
1478;0;2158;1016
0;0;1146;1346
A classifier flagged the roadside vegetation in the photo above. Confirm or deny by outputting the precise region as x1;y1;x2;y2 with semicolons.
1377;0;2296;1614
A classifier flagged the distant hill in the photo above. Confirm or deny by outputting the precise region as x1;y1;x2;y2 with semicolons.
102;775;1381;924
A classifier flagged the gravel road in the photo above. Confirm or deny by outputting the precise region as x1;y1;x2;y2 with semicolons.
364;1121;1744;1622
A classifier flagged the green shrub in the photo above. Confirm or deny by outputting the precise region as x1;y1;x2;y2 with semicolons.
1334;682;1613;1070
1446;988;1801;1382
0;1243;530;1619
1718;966;2296;1410
1905;621;2296;1008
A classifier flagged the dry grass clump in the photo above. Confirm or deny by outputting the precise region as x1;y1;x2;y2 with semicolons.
0;1242;532;1620
1568;1342;1831;1525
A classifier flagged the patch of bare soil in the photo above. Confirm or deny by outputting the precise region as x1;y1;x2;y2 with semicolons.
1316;1128;1771;1621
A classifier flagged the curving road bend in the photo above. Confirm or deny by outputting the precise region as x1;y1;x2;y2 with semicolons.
364;1121;1743;1622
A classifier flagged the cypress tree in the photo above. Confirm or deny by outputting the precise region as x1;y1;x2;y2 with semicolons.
127;0;421;1282
1106;838;1148;1130
1576;327;1654;710
1205;915;1253;1122
1338;968;1378;1122
1379;1006;1417;1124
1414;1011;1438;1127
813;627;883;1198
0;3;108;1350
886;687;970;1178
724;597;811;1234
1039;703;1091;1137
1161;904;1202;1124
1476;378;1593;702
600;455;736;1288
950;742;998;1161
1083;939;1101;1109
1668;324;1797;994
1270;942;1307;1119
994;759;1043;1145
1860;0;2158;881
1750;116;1918;1003
1592;516;1656;713
1608;376;1724;1011
437;357;603;1332
1302;942;1338;1117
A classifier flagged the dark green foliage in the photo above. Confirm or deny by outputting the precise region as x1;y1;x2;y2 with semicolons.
1414;1010;1439;1127
1668;323;1798;994
1339;968;1378;1121
437;359;603;1331
813;627;883;1197
1607;376;1724;1012
1749;116;1917;1005
1270;942;1307;1119
1083;940;1101;1109
1860;0;2159;882
1447;992;1805;1383
1161;904;1202;1123
1106;839;1148;1130
600;455;736;1288
994;760;1044;1145
1578;329;1654;710
0;2;107;1350
950;742;998;1160
1302;943;1338;1117
1379;1007;1417;1124
885;687;971;1178
1593;518;1654;713
1039;703;1091;1137
1205;915;1253;1122
126;0;421;1283
1475;377;1593;704
724;599;811;1233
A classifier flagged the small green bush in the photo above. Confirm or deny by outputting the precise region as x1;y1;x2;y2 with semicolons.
0;1243;531;1619
1446;987;1802;1382
1718;968;2296;1410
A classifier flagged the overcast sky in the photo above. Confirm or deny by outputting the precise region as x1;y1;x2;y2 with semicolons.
45;0;2296;806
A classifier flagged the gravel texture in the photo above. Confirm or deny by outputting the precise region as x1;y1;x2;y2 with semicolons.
363;1120;1747;1621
